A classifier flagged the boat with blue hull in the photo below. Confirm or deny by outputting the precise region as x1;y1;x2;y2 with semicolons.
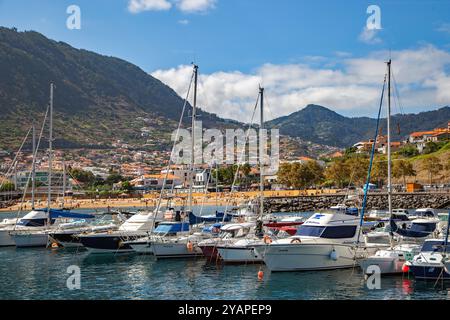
406;239;450;280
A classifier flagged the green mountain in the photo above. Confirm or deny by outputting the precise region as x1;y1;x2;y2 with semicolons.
0;27;238;151
1;27;448;153
267;104;450;148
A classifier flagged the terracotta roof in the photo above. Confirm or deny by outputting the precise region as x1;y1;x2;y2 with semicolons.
410;131;436;137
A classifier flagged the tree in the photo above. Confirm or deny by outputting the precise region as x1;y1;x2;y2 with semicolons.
305;161;324;186
423;156;443;184
68;168;95;186
393;160;416;186
345;146;357;156
423;141;440;154
121;181;133;192
345;157;369;186
325;159;350;188
372;158;388;187
277;163;293;188
399;144;419;157
0;181;15;192
105;172;123;186
445;159;450;182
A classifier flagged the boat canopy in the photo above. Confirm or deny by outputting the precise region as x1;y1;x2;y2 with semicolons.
421;240;450;253
45;209;95;220
153;222;190;235
390;219;438;238
188;211;232;225
202;223;222;233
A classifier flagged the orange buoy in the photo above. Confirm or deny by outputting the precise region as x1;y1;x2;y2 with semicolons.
187;241;194;252
257;270;264;280
263;235;272;244
402;264;410;273
51;242;59;249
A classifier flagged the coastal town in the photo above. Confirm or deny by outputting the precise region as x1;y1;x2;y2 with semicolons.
1;120;449;212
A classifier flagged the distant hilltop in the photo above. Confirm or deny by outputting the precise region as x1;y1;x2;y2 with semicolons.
267;104;450;148
0;27;449;152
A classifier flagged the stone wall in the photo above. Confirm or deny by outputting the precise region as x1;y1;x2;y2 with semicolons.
264;192;450;213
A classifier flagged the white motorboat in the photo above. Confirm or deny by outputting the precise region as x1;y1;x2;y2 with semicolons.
127;221;192;255
254;211;365;272
151;231;207;259
78;211;164;254
0;210;50;247
198;222;256;260
409;208;438;220
216;238;265;263
359;243;421;275
10;209;97;248
406;239;450;280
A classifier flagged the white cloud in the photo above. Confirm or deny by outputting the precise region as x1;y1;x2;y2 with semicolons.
437;22;450;34
178;19;190;25
175;0;216;13
128;0;216;14
128;0;172;13
151;46;450;122
358;27;382;45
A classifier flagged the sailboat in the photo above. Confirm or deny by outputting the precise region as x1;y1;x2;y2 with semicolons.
10;84;95;248
359;60;442;275
215;86;268;264
149;65;212;259
254;61;402;272
0;125;49;247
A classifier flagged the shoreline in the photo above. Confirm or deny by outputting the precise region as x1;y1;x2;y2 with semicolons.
0;190;340;213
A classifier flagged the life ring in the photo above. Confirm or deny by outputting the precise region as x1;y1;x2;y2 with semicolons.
290;238;301;244
263;235;272;244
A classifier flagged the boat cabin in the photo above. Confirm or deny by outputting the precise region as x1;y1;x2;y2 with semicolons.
294;212;359;240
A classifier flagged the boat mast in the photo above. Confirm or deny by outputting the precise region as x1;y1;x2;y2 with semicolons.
259;86;264;222
31;123;36;210
188;65;198;212
47;83;54;224
387;60;392;216
62;158;66;209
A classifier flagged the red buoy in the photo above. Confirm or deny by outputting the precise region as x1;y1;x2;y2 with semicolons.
402;264;410;273
257;270;264;280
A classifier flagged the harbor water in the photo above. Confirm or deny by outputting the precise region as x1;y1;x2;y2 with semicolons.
1;208;449;300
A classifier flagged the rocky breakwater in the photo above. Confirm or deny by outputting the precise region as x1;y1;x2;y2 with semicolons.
264;192;450;213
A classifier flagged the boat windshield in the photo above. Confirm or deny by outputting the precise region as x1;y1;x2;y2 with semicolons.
421;241;450;253
295;225;357;239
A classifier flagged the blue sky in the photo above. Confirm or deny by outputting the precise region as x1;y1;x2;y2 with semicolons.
1;0;450;120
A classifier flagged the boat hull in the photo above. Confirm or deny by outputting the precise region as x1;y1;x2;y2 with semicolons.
49;232;84;248
79;234;139;254
216;246;263;263
152;242;203;259
199;245;220;260
257;243;357;272
408;264;450;280
359;257;406;275
0;229;15;247
12;233;48;248
129;241;154;255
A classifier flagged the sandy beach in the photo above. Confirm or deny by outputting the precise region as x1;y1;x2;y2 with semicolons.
0;189;339;213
